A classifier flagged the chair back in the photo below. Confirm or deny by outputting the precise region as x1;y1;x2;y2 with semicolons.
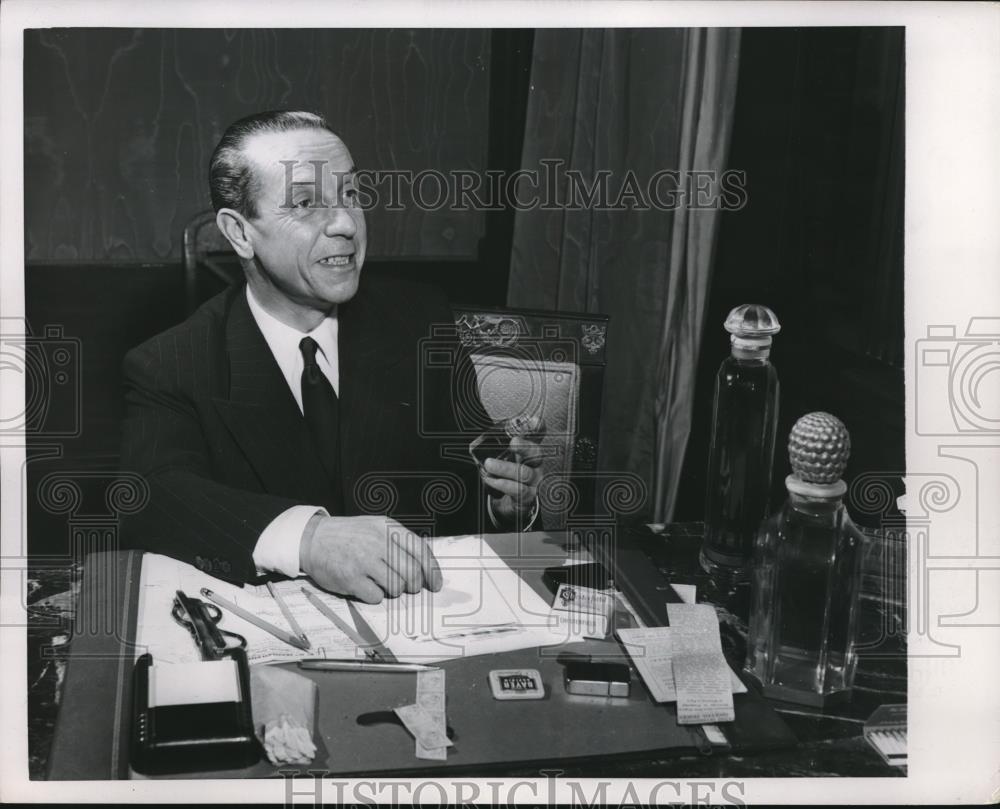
453;305;609;528
182;210;241;313
180;209;612;527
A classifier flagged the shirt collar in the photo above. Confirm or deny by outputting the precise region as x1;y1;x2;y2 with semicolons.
245;283;338;372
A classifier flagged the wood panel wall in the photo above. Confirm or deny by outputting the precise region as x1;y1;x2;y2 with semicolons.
24;28;490;263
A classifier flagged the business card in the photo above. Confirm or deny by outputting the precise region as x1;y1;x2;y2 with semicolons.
552;583;613;616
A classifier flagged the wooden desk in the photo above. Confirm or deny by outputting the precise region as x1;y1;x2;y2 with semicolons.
28;522;904;778
576;522;907;778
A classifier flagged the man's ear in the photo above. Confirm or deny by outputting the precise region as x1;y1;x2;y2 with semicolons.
216;208;255;260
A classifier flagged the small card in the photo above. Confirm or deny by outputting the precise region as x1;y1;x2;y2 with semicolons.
549;609;611;640
667;602;718;629
673;654;735;724
552;583;612;616
616;627;747;703
149;659;240;707
664;604;735;724
488;669;545;700
394;704;453;750
413;668;448;760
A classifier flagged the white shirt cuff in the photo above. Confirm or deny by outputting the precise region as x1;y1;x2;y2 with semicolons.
486;495;540;531
253;505;328;578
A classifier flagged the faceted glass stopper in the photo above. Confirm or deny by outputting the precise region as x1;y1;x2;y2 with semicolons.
788;412;851;484
724;304;781;338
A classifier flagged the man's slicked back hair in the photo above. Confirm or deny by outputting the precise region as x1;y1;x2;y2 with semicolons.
209;110;333;219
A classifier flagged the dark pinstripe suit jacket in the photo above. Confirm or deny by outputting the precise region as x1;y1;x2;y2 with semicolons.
120;275;490;584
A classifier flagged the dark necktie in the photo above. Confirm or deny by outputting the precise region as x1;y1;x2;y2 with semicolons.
299;336;344;512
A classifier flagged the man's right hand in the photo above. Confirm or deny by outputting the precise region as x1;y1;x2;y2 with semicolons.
298;514;443;604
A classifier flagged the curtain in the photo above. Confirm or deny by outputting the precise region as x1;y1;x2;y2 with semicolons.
508;28;741;521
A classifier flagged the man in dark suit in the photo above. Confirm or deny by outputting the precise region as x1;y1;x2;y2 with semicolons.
120;110;542;603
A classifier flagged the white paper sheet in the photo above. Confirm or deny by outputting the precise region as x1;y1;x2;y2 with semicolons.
674;654;735;724
667;602;721;631
413;668;448;760
616;626;747;703
394;703;453;750
548;610;611;640
668;583;698;605
148;659;240;706
135;536;610;666
665;602;736;722
134;554;359;664
352;535;567;662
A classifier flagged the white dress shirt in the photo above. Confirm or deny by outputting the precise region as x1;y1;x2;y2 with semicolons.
246;285;336;578
246;285;531;579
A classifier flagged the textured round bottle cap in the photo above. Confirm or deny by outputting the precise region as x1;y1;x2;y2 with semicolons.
788;412;851;484
724;304;781;339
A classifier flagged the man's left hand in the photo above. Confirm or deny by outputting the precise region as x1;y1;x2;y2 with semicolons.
481;419;545;527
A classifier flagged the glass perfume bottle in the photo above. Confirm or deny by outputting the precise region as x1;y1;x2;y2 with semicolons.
744;412;867;707
700;304;781;584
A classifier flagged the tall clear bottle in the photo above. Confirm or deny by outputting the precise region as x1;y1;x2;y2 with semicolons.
744;412;867;707
700;304;781;584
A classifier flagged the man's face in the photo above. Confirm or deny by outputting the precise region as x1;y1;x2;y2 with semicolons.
241;127;366;316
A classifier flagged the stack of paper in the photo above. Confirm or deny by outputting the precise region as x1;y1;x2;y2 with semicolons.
617;603;744;724
134;555;359;664
135;535;569;665
352;534;567;662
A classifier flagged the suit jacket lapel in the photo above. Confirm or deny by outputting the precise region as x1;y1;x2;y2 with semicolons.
212;287;337;509
338;279;410;512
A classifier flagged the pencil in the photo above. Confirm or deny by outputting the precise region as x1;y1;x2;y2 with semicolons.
267;581;311;649
301;587;375;654
200;587;309;651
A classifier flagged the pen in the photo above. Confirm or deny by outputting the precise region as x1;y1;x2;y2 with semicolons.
438;625;519;640
267;581;310;649
200;588;309;651
297;659;436;673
